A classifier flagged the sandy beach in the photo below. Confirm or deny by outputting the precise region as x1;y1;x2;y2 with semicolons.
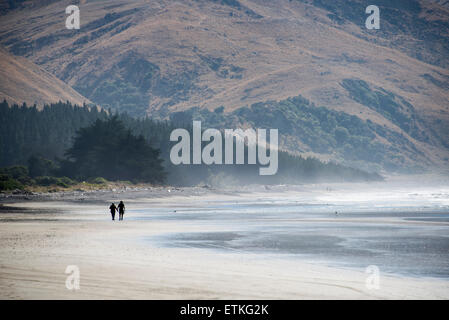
1;179;449;300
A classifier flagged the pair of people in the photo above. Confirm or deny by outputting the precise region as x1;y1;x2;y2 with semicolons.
109;201;125;221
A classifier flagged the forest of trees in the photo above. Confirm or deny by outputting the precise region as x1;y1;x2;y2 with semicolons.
0;100;382;190
61;116;165;182
0;100;109;167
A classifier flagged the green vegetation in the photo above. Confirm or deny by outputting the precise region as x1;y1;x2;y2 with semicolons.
73;52;201;117
309;0;449;68
0;164;109;192
0;100;109;167
169;94;422;171
0;100;382;191
62;117;165;183
198;55;244;79
73;53;159;117
85;78;149;116
0;165;74;190
28;155;58;178
0;173;23;191
34;176;76;188
341;79;428;142
88;177;108;185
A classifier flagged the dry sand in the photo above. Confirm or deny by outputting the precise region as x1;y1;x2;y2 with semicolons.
1;185;448;300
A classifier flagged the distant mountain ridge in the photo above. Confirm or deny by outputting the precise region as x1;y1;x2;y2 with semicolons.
0;0;448;171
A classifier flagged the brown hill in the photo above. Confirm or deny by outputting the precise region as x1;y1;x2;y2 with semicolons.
0;0;447;171
0;48;91;107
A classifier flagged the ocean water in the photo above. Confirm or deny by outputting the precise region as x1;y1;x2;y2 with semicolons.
137;186;449;279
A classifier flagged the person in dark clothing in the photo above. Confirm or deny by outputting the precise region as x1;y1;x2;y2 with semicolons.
109;203;117;221
118;201;125;221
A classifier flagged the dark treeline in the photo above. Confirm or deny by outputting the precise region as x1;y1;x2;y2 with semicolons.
0;100;382;189
61;116;165;183
0;100;109;166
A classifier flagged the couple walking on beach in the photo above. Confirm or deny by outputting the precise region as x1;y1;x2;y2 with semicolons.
109;201;125;221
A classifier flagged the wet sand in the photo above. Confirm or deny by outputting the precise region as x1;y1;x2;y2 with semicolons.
1;180;449;299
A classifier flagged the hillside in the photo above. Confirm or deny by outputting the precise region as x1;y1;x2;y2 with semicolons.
0;0;448;171
0;48;91;107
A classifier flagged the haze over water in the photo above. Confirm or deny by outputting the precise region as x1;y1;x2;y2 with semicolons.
141;179;449;279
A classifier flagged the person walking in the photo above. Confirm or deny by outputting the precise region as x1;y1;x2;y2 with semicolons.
109;203;117;221
118;201;125;221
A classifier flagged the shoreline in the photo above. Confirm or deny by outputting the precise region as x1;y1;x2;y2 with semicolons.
2;172;448;202
1;180;449;299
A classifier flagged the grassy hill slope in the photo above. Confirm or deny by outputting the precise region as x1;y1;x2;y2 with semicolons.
0;0;447;171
